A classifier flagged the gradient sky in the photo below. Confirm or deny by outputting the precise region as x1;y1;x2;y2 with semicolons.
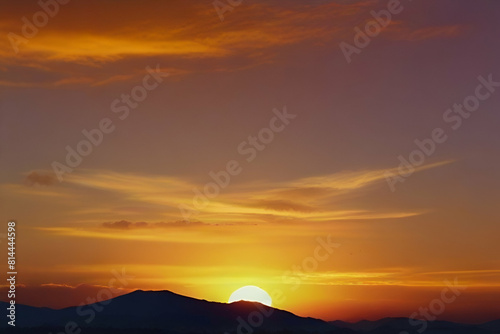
1;0;500;324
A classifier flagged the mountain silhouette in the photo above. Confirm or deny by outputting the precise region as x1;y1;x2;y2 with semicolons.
1;290;498;333
1;290;332;333
330;317;485;333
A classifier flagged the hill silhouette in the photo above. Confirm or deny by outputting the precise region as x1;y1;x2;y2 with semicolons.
1;290;498;333
1;290;331;333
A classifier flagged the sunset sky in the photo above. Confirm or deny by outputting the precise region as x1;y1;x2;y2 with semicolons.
1;0;500;324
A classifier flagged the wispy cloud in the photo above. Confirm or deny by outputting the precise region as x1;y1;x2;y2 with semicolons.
389;24;465;41
5;160;453;235
101;220;205;230
0;1;466;87
288;160;454;191
288;268;500;287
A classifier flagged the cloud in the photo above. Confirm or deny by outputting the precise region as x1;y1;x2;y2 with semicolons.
91;74;134;86
388;24;465;42
101;220;204;229
208;160;452;221
8;160;452;232
0;1;469;88
288;160;455;191
249;199;317;213
36;225;259;244
0;1;383;87
25;171;57;186
289;268;500;287
102;220;143;229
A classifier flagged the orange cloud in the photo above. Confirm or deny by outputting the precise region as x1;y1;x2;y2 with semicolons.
4;160;452;232
0;1;468;88
0;1;382;87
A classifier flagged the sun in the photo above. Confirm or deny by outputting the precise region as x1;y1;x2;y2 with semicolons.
228;285;272;306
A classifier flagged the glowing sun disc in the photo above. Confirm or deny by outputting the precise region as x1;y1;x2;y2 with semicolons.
228;285;272;306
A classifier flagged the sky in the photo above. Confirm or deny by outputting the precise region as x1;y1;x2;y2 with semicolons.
1;0;500;324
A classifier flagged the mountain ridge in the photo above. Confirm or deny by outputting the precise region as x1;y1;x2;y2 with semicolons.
1;290;499;333
1;289;331;333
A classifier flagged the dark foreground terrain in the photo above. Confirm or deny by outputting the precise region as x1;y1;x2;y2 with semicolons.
2;290;498;334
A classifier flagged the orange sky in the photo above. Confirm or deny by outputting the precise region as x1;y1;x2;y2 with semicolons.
1;0;500;324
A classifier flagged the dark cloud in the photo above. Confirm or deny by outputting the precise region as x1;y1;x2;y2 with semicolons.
101;220;204;230
102;220;138;229
25;171;57;186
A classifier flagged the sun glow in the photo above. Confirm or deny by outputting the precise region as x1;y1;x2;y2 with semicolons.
228;286;272;306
